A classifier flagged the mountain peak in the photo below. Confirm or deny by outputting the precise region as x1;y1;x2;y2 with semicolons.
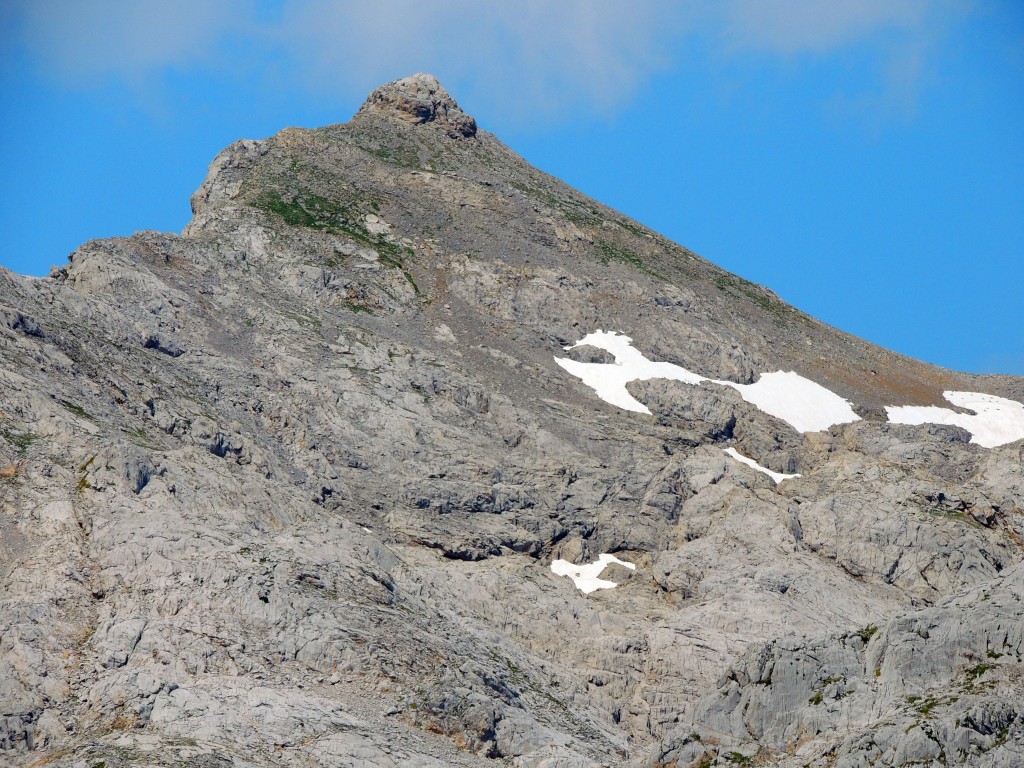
6;67;1024;768
355;73;477;139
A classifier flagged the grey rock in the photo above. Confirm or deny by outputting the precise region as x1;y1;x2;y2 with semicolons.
357;73;478;138
0;74;1021;767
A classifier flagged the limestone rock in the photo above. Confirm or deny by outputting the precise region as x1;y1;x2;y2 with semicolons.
357;73;477;138
0;74;1021;767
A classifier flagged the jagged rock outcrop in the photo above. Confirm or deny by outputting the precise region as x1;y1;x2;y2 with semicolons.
1;75;1022;767
357;73;478;138
691;562;1024;766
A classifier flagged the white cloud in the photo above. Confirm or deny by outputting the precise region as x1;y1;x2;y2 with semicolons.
273;0;688;121
12;0;252;84
715;0;934;54
6;0;975;125
712;0;971;124
8;0;688;121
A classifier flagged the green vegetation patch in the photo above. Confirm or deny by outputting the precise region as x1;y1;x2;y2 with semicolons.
342;301;375;315
508;180;602;227
251;189;348;233
855;625;879;643
595;239;642;268
756;664;775;686
713;273;810;327
402;269;421;295
2;429;37;456
249;187;415;283
725;751;754;766
716;275;775;311
594;239;664;280
924;506;985;529
907;693;958;716
965;663;996;683
366;142;422;169
59;398;96;421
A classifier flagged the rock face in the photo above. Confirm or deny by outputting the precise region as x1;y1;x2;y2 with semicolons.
357;73;477;138
1;74;1022;767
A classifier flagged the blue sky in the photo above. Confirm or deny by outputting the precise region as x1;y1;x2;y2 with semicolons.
1;1;1022;374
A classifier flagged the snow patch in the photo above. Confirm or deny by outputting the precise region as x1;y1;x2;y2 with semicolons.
554;331;702;413
721;371;860;434
555;330;1024;449
550;553;636;594
555;330;860;432
886;391;1024;448
723;447;800;484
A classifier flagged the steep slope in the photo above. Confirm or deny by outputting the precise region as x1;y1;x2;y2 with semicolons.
1;74;1022;767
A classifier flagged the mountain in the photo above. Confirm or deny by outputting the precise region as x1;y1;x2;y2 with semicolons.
1;73;1022;767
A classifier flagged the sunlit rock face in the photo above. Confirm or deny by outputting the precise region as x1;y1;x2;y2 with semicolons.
356;72;478;138
1;74;1022;768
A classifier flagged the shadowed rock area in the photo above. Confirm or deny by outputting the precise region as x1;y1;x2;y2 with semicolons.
1;74;1022;767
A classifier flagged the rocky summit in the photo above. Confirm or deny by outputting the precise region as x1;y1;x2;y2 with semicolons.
1;75;1023;768
357;74;478;139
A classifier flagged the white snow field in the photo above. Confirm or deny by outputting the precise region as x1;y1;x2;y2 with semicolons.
554;331;704;413
550;553;637;594
723;447;801;484
886;391;1024;448
555;330;860;432
556;330;1024;449
720;371;860;433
